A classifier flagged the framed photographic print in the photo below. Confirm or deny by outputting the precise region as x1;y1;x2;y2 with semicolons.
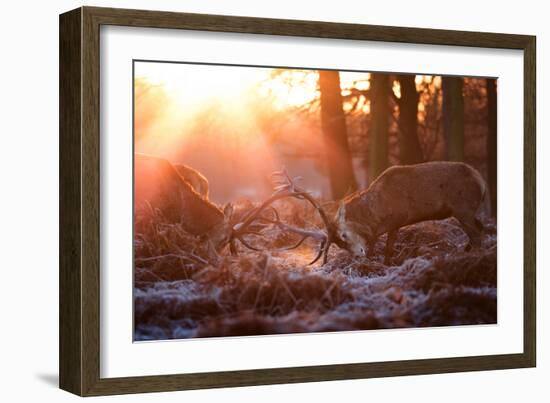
59;6;536;396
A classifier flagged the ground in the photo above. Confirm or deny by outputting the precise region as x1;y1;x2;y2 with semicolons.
134;199;497;341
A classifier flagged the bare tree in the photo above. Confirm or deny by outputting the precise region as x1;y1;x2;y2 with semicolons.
395;74;424;164
442;76;465;161
369;73;391;181
318;70;357;199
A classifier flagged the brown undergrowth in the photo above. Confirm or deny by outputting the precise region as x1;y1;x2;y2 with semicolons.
134;199;497;340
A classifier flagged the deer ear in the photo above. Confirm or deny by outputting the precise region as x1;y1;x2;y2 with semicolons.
223;202;234;221
336;201;346;224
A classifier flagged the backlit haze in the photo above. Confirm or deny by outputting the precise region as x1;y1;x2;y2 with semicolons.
134;62;437;203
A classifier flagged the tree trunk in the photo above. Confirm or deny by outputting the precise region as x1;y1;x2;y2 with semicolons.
396;74;424;164
442;76;465;161
318;70;357;199
369;73;390;182
486;78;497;217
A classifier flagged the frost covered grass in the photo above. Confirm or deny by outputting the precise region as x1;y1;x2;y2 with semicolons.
134;200;497;341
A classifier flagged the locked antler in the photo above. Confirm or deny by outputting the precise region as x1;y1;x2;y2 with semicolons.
231;168;336;264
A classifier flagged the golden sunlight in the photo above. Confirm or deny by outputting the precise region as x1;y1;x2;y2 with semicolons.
135;62;270;110
134;62;277;152
135;64;371;119
257;69;318;109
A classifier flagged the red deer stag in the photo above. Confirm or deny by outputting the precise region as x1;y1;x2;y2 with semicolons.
237;162;490;265
134;153;278;253
135;153;231;251
334;161;490;264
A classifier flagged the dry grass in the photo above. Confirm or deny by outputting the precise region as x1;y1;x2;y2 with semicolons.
134;200;497;341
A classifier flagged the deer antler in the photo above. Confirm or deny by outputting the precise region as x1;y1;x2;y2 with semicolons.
231;168;336;265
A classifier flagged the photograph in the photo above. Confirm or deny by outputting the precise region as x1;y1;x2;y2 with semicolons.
133;60;498;341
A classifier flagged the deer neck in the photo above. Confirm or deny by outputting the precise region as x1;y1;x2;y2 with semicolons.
345;195;378;235
180;187;224;235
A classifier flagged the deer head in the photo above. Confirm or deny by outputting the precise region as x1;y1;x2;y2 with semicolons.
334;202;372;258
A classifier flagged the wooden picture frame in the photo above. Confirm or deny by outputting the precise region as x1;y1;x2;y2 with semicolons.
59;6;536;396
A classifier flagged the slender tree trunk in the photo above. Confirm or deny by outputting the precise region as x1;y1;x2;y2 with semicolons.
442;76;465;161
396;74;424;164
486;78;497;217
369;73;390;182
318;70;357;199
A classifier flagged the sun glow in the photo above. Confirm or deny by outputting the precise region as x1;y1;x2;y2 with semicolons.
258;70;319;109
135;63;370;123
134;62;277;153
133;63;372;163
135;62;270;110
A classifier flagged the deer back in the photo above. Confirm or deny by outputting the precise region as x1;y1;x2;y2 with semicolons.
343;161;488;235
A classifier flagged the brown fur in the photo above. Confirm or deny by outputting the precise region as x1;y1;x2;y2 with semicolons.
336;161;490;263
